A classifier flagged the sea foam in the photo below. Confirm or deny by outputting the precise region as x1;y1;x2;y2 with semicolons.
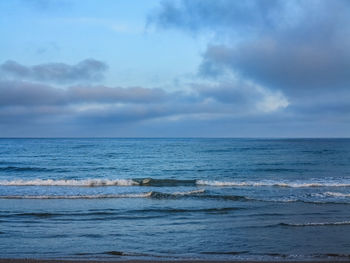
0;179;138;187
0;189;206;199
196;180;350;188
1;178;350;188
323;192;350;197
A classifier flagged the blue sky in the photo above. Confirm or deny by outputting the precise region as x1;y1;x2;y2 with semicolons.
0;0;349;137
1;0;201;88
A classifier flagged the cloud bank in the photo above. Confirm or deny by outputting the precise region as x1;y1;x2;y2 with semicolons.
0;64;288;136
0;59;107;84
150;0;350;124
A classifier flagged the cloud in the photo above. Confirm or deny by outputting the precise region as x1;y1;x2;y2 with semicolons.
0;81;65;106
194;79;288;113
0;79;346;137
152;0;350;35
200;40;350;96
151;0;350;114
0;81;167;107
149;0;286;34
0;59;108;84
2;0;349;136
68;86;168;104
0;80;177;134
0;75;289;135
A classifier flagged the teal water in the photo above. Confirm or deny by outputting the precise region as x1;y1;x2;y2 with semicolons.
0;138;350;261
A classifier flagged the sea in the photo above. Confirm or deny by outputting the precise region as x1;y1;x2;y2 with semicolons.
0;138;350;261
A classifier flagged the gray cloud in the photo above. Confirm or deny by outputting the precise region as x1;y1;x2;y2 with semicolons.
192;80;289;115
0;81;65;106
196;82;260;105
0;76;289;135
0;78;347;137
68;86;167;104
0;80;178;134
200;40;350;96
0;81;167;107
152;0;350;111
0;59;108;84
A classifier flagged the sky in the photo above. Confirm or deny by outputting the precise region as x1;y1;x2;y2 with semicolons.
0;0;349;137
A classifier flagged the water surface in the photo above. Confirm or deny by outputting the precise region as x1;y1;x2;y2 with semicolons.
1;138;350;261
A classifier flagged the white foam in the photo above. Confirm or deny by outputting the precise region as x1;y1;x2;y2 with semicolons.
172;189;206;195
0;189;205;199
196;180;350;188
0;193;151;199
0;179;139;187
2;178;350;188
323;192;350;197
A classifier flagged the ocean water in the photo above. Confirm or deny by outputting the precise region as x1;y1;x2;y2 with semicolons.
1;138;350;261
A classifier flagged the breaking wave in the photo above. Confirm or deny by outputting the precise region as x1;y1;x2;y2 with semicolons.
323;192;350;197
0;193;150;199
0;189;206;200
2;178;350;188
0;179;138;187
196;179;350;188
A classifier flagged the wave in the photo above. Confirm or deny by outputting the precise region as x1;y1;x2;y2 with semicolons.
0;190;257;202
323;191;350;197
0;178;195;187
1;194;349;204
0;166;67;172
2;177;350;188
0;207;241;220
197;179;350;188
313;253;350;258
1;212;61;218
135;178;196;186
77;251;350;260
0;189;206;200
104;251;125;256
73;251;350;260
279;221;350;227
200;251;249;255
0;179;138;187
0;193;150;199
0;192;255;203
147;189;205;199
